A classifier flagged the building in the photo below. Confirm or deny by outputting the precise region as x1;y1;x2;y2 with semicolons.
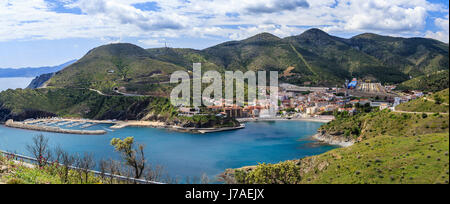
178;107;201;116
306;106;318;115
347;78;358;89
224;106;244;118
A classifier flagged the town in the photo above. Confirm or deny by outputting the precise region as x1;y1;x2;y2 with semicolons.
177;78;426;121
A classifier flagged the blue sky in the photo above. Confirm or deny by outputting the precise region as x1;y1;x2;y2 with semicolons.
0;0;448;68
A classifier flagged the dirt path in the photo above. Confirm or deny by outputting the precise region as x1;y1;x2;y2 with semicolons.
423;97;449;106
393;109;449;115
290;44;318;77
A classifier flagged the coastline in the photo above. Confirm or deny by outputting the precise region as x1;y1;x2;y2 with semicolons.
171;124;246;134
237;117;334;123
2;118;245;135
311;132;355;147
110;121;166;129
3;116;335;136
240;116;356;148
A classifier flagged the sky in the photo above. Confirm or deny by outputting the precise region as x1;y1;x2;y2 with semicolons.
0;0;449;68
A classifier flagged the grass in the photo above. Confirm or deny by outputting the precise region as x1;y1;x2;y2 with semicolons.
320;109;449;141
301;133;449;184
47;43;186;96
0;155;102;184
234;133;449;184
396;70;449;93
231;91;449;184
396;89;449;113
44;31;449;91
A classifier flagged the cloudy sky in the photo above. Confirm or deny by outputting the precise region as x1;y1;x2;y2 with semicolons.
0;0;448;68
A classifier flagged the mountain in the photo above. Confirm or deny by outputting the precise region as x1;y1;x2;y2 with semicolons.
26;73;55;89
47;43;186;96
149;28;448;85
396;70;449;93
350;33;449;77
0;60;76;78
45;29;449;95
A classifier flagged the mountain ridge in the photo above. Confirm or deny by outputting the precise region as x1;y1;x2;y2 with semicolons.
46;28;448;95
0;60;77;78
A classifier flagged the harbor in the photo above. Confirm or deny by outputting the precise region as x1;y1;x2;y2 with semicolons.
5;119;107;135
3;117;248;135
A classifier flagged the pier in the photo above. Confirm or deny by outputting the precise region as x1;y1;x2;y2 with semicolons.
5;120;107;135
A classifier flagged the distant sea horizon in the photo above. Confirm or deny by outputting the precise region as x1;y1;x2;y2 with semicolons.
0;77;35;92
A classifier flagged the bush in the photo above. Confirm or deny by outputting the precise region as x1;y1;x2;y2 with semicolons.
6;178;25;184
235;162;302;184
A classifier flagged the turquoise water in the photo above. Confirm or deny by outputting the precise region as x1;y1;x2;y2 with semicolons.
0;121;337;182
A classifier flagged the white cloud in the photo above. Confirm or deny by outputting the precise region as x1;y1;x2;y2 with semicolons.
425;15;449;43
322;0;444;35
0;0;448;44
243;0;309;14
138;38;165;47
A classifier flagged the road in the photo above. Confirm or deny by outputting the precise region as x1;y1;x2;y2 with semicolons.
88;88;147;97
393;110;449;115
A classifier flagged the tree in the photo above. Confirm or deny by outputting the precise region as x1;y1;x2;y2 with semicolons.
434;95;443;105
111;137;146;179
54;146;75;184
113;57;130;81
75;153;96;183
26;134;52;167
99;158;122;184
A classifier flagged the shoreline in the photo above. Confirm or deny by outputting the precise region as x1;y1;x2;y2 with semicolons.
110;121;166;129
311;133;355;147
238;117;333;123
2;118;246;135
2;116;334;135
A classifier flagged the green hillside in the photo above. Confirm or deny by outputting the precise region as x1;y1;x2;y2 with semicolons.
350;34;449;77
0;88;177;122
0;88;239;128
320;109;448;142
226;91;449;184
47;43;186;96
396;70;449;92
46;29;449;94
396;89;449;113
156;29;448;86
232;133;449;184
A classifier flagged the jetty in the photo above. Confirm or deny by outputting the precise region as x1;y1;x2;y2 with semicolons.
5;120;107;135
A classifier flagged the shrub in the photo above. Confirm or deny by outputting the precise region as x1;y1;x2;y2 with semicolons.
6;178;25;184
235;162;302;184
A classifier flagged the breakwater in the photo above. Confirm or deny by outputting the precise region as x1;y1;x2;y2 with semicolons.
5;120;107;135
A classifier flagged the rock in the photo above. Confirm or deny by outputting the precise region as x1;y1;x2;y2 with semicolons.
0;165;8;173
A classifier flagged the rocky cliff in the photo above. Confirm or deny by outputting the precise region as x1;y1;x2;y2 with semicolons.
26;73;54;89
